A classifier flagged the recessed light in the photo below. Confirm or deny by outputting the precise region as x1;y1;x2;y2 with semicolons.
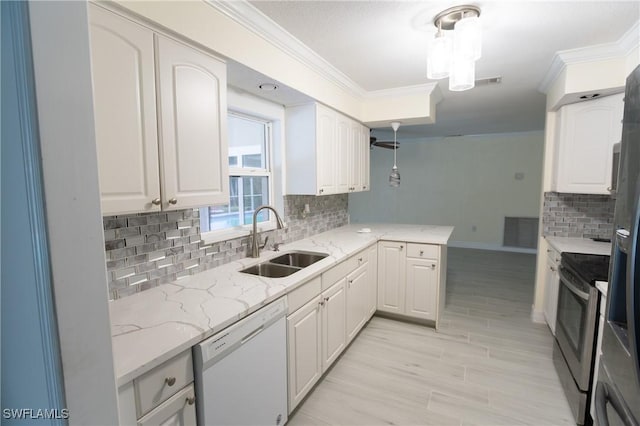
258;83;278;91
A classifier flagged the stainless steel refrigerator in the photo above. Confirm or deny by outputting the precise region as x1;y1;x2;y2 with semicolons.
596;64;640;426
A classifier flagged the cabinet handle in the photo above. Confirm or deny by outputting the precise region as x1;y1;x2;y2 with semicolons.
165;377;176;386
550;266;556;272
358;257;363;262
168;198;178;205
319;189;324;194
607;186;613;192
420;250;424;256
319;300;325;307
362;186;366;190
186;396;195;405
431;264;436;270
151;198;161;206
400;245;404;251
546;249;552;253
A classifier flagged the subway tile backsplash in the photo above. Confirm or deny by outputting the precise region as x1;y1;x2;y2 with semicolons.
542;192;614;238
103;194;349;300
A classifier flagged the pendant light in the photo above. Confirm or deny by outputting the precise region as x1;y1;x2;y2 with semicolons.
389;122;401;187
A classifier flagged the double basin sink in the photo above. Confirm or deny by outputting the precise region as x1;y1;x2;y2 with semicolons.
240;251;328;278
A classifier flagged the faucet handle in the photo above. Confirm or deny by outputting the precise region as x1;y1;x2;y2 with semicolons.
273;243;282;252
259;235;269;250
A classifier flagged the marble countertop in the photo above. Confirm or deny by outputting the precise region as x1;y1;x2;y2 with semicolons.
109;223;454;386
545;236;612;256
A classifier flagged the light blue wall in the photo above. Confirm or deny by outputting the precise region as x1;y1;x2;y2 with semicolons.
1;2;66;424
349;131;544;248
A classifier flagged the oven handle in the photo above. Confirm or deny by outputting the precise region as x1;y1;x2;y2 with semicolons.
559;268;590;301
595;381;639;426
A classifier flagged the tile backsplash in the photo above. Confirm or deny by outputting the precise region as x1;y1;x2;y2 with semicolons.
103;194;349;299
542;192;614;238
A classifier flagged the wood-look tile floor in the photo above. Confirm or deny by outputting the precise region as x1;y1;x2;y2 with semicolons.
288;248;574;426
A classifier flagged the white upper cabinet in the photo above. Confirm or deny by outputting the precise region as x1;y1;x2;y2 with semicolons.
89;5;160;215
285;103;370;196
89;5;229;215
155;35;229;210
335;115;351;194
552;93;623;195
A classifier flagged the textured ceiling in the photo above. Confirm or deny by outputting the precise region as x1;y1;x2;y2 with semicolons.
236;1;640;137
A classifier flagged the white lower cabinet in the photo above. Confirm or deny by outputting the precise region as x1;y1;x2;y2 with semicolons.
543;245;561;335
286;281;345;412
346;263;368;342
286;247;376;413
137;384;196;426
287;293;323;412
405;257;438;320
377;241;446;326
118;350;196;426
321;281;347;370
377;241;406;314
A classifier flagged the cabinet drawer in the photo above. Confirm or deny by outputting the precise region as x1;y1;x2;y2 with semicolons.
134;350;193;417
137;383;196;426
288;276;322;314
322;250;367;290
546;247;561;266
406;243;439;259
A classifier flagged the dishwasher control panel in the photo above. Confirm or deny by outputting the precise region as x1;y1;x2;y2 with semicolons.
196;297;287;366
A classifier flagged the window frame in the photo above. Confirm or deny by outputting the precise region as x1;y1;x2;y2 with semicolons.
200;111;276;244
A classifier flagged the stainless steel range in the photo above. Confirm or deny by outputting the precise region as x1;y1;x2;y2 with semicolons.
553;252;610;425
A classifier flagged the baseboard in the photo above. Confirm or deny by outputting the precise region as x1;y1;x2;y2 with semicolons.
448;240;537;254
531;308;546;324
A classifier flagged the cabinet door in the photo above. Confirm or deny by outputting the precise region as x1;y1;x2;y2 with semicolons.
543;257;560;335
287;295;322;412
316;105;336;196
377;241;406;313
367;244;378;316
349;121;362;192
137;384;196;426
321;280;346;371
361;124;371;192
156;35;229;210
346;263;368;342
405;258;438;320
335;115;351;194
555;93;623;194
88;5;161;215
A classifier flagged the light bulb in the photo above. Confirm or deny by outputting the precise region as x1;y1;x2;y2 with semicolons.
454;15;481;60
449;53;475;91
389;166;401;187
427;32;451;80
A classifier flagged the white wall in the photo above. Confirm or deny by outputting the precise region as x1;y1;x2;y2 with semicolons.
29;2;119;424
349;131;544;249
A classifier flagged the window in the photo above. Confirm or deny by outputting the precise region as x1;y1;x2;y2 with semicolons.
200;113;273;233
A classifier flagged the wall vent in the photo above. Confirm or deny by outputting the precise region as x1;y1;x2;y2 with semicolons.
503;217;538;249
475;76;502;86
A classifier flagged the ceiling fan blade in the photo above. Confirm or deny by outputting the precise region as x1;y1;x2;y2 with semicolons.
370;135;399;149
370;141;399;150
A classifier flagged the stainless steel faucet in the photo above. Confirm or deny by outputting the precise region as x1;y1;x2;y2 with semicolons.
250;205;285;258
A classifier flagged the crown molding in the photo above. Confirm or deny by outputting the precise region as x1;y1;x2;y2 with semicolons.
539;20;639;93
206;0;367;98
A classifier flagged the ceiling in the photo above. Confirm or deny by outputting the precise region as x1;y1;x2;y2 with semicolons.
227;1;639;139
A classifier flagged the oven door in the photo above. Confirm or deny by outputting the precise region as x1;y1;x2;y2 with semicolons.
555;265;600;391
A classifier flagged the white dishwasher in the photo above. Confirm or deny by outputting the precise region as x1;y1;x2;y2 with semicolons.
193;298;288;426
